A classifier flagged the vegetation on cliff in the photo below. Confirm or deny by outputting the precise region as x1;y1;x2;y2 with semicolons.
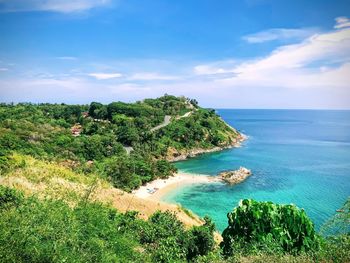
0;95;240;191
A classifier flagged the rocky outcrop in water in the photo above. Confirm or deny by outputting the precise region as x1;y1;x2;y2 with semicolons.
219;167;252;185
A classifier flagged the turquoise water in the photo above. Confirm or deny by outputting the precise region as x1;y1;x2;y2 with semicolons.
163;110;350;232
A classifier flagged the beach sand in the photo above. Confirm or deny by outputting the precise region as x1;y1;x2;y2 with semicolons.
133;172;219;201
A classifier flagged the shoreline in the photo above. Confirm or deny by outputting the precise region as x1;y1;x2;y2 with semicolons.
132;172;221;201
166;133;247;162
134;133;248;201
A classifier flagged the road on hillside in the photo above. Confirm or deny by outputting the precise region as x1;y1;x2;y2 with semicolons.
125;111;195;154
150;115;171;132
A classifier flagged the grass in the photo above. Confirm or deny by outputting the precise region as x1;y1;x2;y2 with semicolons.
0;190;147;263
177;204;197;220
0;153;110;204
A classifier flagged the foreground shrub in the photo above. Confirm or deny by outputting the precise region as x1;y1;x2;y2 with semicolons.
315;234;350;262
139;211;216;263
0;188;145;263
0;188;216;263
221;199;320;256
187;216;216;261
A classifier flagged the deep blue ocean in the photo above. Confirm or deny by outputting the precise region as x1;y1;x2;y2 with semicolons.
163;110;350;232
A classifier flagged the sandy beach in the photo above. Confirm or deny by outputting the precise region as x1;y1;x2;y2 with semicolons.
133;172;220;201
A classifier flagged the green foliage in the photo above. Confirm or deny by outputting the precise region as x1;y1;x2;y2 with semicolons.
0;189;145;263
194;253;223;263
0;185;24;210
139;211;216;263
0;186;348;263
0;153;11;173
0;96;240;191
0;152;26;175
107;101;164;123
103;156;142;191
143;95;192;116
187;216;216;261
88;102;108;119
221;199;321;256
155;109;239;150
2;99;349;262
315;234;350;262
141;210;186;244
0;188;217;263
102;154;176;191
116;125;140;146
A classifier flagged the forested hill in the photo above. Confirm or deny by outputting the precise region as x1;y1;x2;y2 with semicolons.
0;95;241;191
0;96;349;263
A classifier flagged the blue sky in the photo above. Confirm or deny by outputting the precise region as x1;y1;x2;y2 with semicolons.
0;0;349;108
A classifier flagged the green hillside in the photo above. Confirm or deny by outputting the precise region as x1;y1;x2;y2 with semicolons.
0;95;241;191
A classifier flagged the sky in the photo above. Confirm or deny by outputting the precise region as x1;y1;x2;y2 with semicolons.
0;0;350;109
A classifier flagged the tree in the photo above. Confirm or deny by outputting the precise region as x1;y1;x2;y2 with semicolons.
187;216;215;260
190;98;199;108
88;102;103;118
116;126;139;146
221;199;320;255
103;157;142;191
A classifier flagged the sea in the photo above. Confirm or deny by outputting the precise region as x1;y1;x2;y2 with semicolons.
162;109;350;232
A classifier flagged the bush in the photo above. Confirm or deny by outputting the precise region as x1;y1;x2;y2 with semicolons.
0;154;10;173
140;210;186;244
315;234;350;262
186;216;216;260
0;194;145;263
139;211;216;263
221;199;320;256
0;186;24;210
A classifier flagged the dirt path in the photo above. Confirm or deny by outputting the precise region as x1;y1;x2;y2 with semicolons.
150;110;195;132
124;110;195;154
150;115;171;132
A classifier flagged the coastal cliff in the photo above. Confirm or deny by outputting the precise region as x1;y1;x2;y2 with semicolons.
165;133;246;162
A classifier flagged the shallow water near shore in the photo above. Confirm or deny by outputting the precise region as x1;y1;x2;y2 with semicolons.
162;109;350;232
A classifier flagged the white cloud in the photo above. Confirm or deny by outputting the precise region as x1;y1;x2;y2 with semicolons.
233;27;350;84
194;65;229;75
243;28;316;43
194;60;238;75
334;16;350;29
0;68;8;71
0;77;91;103
88;72;122;80
187;19;350;108
195;23;350;90
0;0;112;13
240;29;349;71
129;72;179;81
